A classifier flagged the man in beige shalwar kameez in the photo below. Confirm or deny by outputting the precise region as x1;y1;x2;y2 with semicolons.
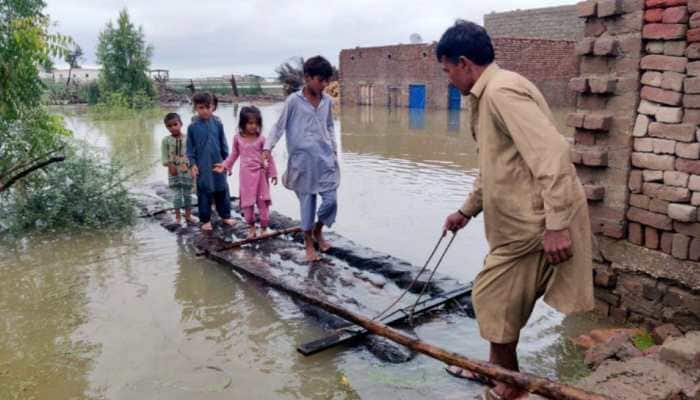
437;21;595;400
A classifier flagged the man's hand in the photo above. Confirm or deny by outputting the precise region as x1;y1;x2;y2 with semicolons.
543;228;573;265
190;165;199;178
270;176;278;185
212;163;225;174
168;164;177;176
443;211;470;236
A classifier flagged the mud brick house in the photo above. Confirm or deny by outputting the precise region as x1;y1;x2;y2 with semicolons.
570;0;700;331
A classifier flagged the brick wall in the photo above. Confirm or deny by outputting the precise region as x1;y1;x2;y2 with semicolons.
571;0;700;331
484;5;584;41
339;38;578;109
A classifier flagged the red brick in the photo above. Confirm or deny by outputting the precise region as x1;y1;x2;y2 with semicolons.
674;221;700;237
630;170;644;193
668;203;698;221
585;184;606;201
593;37;619;56
640;54;688;72
651;198;671;213
690;238;700;260
665;171;691;186
646;227;660;249
589;77;617;94
602;222;625;239
672;234;691;259
585;19;607;37
648;0;688;8
584;114;614;131
641;86;683;105
576;38;595;55
644;170;665;182
691;11;700;28
687;42;700;58
646;8;665;22
631;194;652;209
583;149;609;167
689;27;700;42
631;152;676;170
664;40;688;56
642;71;663;87
644;182;692;202
648;122;697;142
683;108;700;123
664;6;690;23
690;175;700;190
661;231;675;254
652;138;677;154
661;72;686;92
635;138;654;152
569;77;589;93
677;158;700;174
685;94;700;108
576;130;597;145
685;76;700;93
598;0;624;17
643;24;688;40
577;0;597;17
567;112;586;128
677;143;700;159
691;0;700;12
629;222;644;245
627;207;673;230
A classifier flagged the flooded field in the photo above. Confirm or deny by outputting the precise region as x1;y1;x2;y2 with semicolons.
0;103;612;399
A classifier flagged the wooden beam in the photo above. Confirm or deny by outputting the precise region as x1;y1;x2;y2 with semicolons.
215;227;302;252
202;250;609;400
298;284;472;356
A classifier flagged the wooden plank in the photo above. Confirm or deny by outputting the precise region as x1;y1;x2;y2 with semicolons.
297;285;472;356
203;248;609;400
214;227;302;252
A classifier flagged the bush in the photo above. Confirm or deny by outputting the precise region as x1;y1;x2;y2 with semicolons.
0;143;136;234
89;90;160;120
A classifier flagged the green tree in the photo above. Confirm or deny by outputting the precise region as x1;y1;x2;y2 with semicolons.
0;0;71;191
64;43;83;86
96;8;155;106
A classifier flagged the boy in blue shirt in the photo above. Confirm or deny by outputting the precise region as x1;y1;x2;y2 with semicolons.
187;92;235;231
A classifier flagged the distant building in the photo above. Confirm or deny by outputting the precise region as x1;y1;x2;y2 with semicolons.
484;5;583;41
41;67;102;83
339;37;577;110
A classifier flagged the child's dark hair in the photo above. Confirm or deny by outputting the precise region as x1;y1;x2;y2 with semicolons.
163;112;181;125
192;92;213;107
238;106;263;135
435;20;495;66
303;56;333;80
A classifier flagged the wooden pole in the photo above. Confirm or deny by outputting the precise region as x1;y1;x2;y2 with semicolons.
203;258;609;400
215;227;301;251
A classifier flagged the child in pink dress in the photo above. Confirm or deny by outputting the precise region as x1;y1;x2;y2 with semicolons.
216;106;278;239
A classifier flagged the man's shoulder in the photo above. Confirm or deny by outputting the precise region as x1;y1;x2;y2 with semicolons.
483;69;538;100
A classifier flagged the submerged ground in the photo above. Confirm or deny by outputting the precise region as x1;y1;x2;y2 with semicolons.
0;104;616;399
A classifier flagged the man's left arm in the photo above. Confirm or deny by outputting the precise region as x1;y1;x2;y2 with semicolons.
489;86;579;264
326;103;338;154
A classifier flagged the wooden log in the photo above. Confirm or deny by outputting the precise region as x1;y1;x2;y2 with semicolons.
139;196;238;218
204;247;609;400
215;227;302;251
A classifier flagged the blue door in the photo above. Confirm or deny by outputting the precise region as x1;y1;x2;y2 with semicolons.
409;84;426;109
448;84;461;110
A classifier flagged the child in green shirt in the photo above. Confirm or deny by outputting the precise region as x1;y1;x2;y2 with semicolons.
161;112;196;224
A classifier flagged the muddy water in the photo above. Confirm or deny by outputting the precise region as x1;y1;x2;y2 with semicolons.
0;104;611;399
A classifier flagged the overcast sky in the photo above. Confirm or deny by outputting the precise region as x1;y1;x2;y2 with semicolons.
46;0;573;78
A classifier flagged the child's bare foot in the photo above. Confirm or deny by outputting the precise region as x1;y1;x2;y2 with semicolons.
222;218;236;226
313;225;332;252
185;216;198;224
175;209;182;224
201;222;213;231
246;225;257;239
305;246;321;262
259;227;269;236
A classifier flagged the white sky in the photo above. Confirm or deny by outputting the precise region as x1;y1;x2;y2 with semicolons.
46;0;574;78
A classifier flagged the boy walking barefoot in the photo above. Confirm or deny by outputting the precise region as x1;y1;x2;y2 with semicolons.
161;112;197;225
264;56;338;262
187;92;236;231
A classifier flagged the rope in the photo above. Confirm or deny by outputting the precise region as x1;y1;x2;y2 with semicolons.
370;231;457;323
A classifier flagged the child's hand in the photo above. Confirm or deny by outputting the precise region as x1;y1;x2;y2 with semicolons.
212;163;225;174
168;164;177;176
270;176;278;185
262;150;271;161
190;165;199;178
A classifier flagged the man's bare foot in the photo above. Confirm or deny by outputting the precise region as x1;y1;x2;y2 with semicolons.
247;225;257;239
445;366;493;386
201;222;213;231
490;385;528;400
222;218;236;226
312;225;332;252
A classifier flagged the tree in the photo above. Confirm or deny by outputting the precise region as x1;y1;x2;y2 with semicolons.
96;8;155;105
64;43;83;86
0;0;71;191
276;57;304;95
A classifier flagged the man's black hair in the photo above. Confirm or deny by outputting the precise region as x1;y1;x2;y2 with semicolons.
163;112;181;125
238;106;263;133
435;20;495;66
192;92;213;107
303;56;333;80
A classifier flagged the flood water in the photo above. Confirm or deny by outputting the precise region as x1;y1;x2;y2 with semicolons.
0;103;612;399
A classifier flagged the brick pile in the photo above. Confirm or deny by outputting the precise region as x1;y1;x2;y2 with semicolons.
629;0;700;261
